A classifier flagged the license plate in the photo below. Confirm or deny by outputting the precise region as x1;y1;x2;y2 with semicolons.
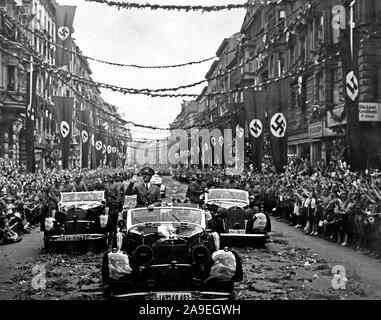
228;229;245;234
156;292;192;300
62;234;87;241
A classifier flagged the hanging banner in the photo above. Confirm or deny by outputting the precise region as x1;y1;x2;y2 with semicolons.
340;26;363;170
52;96;74;169
111;138;117;168
79;110;90;168
243;90;267;171
55;5;76;68
25;69;38;173
267;79;289;173
95;124;104;167
88;108;97;169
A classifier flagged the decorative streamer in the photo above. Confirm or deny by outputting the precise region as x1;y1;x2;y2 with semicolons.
83;0;273;12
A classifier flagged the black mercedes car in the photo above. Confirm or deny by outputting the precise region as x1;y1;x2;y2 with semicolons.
44;191;108;253
205;189;271;246
102;205;242;300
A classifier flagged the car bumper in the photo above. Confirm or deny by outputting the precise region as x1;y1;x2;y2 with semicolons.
44;233;107;252
110;291;234;300
220;233;269;240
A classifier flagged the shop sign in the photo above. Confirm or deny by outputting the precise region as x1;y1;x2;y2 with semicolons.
359;102;381;122
327;105;347;127
309;123;323;138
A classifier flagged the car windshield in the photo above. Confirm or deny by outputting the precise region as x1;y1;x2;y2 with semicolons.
131;208;202;225
61;191;104;203
208;189;248;201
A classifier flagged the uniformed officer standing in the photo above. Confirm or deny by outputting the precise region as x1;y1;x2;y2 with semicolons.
73;175;88;192
104;174;121;236
61;176;75;193
185;174;208;205
225;176;240;189
125;167;161;209
48;179;61;219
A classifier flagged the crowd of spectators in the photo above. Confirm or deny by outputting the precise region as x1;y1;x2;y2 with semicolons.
173;158;381;259
0;160;133;245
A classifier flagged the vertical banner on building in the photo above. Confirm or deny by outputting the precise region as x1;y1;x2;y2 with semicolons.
26;69;37;173
89;112;97;169
94;125;103;168
341;26;363;170
111;137;117;168
52;96;74;169
121;141;126;168
267;79;289;173
55;5;76;68
79;110;90;169
244;90;266;171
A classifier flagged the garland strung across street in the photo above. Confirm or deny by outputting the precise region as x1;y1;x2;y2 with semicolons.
0;8;237;69
0;7;289;71
83;0;274;12
0;35;341;101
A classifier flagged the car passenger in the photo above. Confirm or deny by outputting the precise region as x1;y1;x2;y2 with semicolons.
125;167;161;209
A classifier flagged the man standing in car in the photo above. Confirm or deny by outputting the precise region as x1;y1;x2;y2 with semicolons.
186;173;208;205
125;167;161;209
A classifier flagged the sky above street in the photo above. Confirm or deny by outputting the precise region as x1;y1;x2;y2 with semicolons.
57;0;246;140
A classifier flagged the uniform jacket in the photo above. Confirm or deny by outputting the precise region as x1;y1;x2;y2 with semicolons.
74;181;88;192
62;182;75;193
186;181;207;204
105;182;121;204
48;186;60;204
125;181;161;208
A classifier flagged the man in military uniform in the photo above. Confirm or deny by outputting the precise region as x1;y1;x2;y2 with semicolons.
125;167;161;209
104;174;121;237
73;175;88;192
185;173;208;205
61;176;75;193
225;176;240;190
48;179;61;219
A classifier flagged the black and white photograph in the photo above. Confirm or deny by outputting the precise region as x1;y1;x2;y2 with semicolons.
0;0;381;311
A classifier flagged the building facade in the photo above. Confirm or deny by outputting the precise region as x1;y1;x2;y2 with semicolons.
0;0;130;171
172;0;381;169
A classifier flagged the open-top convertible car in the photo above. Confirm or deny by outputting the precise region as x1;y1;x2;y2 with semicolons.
102;205;243;300
205;189;271;246
44;191;108;252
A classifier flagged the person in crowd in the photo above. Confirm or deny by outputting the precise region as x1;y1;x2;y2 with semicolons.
185;173;208;205
73;175;88;192
62;176;75;193
225;176;240;190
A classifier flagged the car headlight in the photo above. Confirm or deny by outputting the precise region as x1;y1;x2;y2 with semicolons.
192;245;210;265
134;245;153;266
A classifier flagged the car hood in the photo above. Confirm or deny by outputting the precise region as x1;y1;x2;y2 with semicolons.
206;199;248;209
59;201;103;211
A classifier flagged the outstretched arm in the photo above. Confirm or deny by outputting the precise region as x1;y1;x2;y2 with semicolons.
125;181;137;196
